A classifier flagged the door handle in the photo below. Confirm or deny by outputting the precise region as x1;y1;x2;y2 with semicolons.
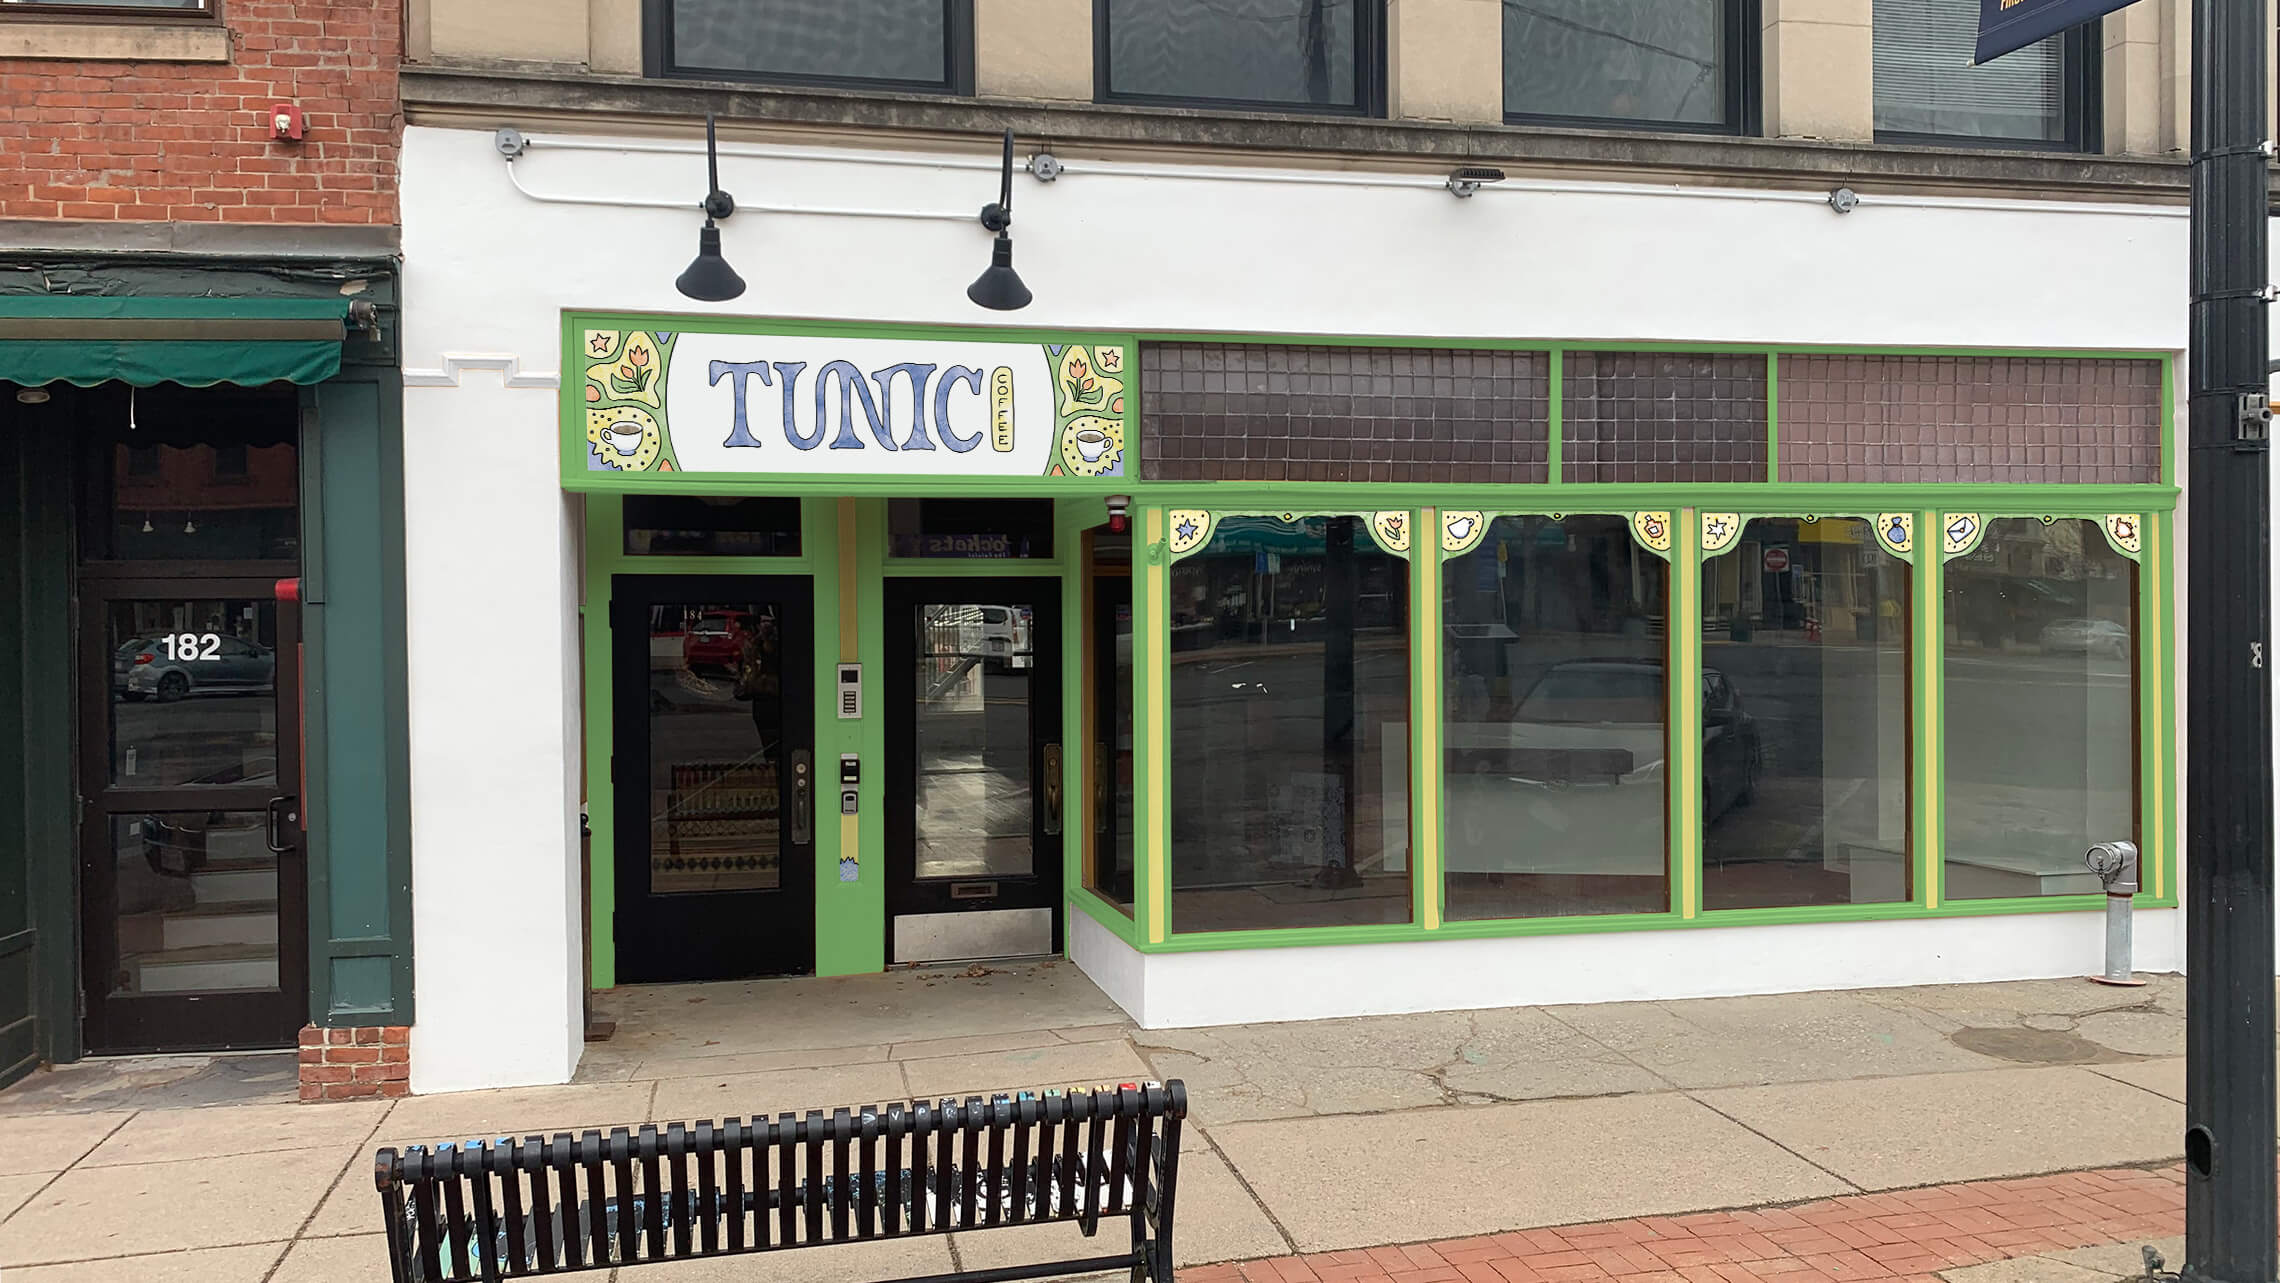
1041;743;1063;837
789;749;813;846
265;795;298;854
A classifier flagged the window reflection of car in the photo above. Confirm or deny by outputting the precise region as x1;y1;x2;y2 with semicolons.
1508;661;1757;821
681;611;750;672
119;636;275;703
2038;618;2129;660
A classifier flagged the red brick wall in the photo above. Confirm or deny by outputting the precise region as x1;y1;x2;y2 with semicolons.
1;0;400;226
300;1024;412;1101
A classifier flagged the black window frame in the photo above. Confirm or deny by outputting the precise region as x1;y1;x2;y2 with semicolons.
1093;0;1389;119
1500;0;1761;137
641;0;976;95
1871;8;2102;153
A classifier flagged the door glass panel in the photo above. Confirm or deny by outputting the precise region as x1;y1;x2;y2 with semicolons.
1441;515;1667;920
1699;517;1911;910
1944;518;2137;898
108;811;279;997
108;599;279;788
81;383;300;561
647;602;786;893
913;601;1037;879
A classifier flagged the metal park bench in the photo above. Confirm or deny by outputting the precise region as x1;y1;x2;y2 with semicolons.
374;1080;1187;1283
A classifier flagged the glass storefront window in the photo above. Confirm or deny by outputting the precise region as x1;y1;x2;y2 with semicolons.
1442;515;1669;920
1699;518;1910;910
1169;516;1410;932
623;495;801;557
80;384;299;562
1944;518;2136;899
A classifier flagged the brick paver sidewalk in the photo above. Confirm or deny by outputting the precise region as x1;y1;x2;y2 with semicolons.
1183;1164;2187;1283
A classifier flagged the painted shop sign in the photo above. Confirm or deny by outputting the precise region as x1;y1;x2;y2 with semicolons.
567;317;1135;485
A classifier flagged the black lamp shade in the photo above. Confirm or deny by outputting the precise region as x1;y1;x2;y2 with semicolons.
676;223;745;302
967;232;1031;311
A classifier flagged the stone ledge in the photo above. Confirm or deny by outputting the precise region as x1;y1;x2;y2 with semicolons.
0;20;231;63
402;61;2192;204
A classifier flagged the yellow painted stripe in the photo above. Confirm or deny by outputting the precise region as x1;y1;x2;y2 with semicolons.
2144;515;2166;900
1145;507;1170;943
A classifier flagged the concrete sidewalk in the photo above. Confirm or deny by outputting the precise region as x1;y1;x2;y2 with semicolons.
0;964;2201;1281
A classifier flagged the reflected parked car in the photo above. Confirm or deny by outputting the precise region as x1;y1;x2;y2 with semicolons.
120;635;275;702
2038;618;2129;660
681;611;751;671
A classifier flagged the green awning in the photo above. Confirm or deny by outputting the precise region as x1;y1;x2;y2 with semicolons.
0;296;351;387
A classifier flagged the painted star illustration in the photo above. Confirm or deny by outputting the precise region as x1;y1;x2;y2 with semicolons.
586;334;615;357
1705;517;1732;542
1174;517;1200;542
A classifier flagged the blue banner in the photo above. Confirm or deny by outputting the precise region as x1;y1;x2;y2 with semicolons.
1976;0;2139;65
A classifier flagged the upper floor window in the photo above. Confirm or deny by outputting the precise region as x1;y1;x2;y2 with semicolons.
1503;0;1756;134
645;0;973;93
1098;0;1385;116
1873;0;2098;149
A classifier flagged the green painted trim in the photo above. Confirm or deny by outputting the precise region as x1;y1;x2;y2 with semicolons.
1916;510;1943;909
1545;349;1563;484
2160;355;2178;488
1129;330;2168;362
581;496;624;988
829;499;890;975
1070;889;1137;944
1764;352;1780;483
1672;509;1700;918
1126;891;2175;953
1140;507;1170;944
1411;510;1441;931
2142;510;2173;902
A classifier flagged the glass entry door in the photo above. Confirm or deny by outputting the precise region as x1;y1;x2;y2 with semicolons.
611;576;816;982
884;580;1064;964
78;581;305;1052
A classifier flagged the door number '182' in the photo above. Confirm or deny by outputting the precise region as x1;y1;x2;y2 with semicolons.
159;632;222;661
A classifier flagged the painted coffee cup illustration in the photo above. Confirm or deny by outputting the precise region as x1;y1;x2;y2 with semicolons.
604;424;646;455
1074;428;1111;462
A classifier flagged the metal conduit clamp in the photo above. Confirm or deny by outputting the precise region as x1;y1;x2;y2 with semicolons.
2085;840;2145;987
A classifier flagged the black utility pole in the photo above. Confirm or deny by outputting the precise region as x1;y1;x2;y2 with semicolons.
2184;0;2275;1279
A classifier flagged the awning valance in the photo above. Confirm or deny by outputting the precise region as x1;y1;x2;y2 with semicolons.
0;296;351;388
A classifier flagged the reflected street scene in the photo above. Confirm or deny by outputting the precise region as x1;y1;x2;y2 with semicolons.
1169;516;1412;933
1944;519;2137;898
911;602;1039;881
1442;515;1670;919
1699;517;1911;910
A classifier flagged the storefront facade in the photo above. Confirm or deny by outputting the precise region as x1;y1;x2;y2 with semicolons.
397;110;2186;1091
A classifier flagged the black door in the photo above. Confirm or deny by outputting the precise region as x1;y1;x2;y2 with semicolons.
612;575;816;982
884;579;1063;963
79;579;307;1052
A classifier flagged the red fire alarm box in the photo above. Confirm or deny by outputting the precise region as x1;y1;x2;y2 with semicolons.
269;102;304;141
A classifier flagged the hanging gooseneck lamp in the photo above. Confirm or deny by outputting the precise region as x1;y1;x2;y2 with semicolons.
967;129;1032;312
675;114;745;303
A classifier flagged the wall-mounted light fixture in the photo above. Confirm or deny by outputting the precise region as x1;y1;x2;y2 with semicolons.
675;115;746;302
967;130;1032;312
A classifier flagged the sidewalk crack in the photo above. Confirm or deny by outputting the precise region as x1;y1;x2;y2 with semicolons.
1686;1091;1863;1195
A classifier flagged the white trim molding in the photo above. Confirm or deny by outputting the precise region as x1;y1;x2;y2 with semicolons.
403;353;560;389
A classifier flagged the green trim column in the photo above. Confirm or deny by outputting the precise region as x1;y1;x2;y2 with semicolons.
1672;510;1701;919
1139;506;1170;945
815;499;887;976
581;497;623;989
1914;510;1944;909
1411;509;1443;931
304;366;415;1025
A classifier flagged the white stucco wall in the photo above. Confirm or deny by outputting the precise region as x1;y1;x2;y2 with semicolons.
400;123;2192;1088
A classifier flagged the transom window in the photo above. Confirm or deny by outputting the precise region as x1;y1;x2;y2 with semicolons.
1502;0;1757;134
1872;0;2098;150
645;0;973;93
1098;0;1385;116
